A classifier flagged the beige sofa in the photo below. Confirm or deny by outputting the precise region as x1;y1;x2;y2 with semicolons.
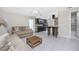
0;33;32;51
11;26;33;38
8;34;32;51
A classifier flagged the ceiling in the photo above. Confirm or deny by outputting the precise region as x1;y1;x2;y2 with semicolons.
0;7;69;19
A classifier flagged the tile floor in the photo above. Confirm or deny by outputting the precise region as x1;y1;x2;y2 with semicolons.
22;31;79;51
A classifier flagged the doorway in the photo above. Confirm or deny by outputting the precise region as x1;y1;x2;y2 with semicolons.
71;11;78;39
28;19;35;32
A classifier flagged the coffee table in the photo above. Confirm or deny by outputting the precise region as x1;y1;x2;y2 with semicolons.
26;36;42;48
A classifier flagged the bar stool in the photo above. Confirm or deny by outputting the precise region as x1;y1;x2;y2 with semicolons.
52;27;58;37
47;26;51;35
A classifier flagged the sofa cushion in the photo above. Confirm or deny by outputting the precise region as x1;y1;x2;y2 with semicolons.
0;43;9;51
0;33;9;49
19;26;26;31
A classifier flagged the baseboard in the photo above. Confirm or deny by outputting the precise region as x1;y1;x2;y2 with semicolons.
58;35;71;39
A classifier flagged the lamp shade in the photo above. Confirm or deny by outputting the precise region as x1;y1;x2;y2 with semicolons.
0;19;6;27
0;25;4;28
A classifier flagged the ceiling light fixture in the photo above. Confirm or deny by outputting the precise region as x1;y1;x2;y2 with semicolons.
33;10;38;14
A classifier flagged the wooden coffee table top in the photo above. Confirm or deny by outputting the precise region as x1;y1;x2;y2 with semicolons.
27;36;42;45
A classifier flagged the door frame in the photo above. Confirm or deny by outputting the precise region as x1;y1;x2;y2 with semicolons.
71;11;78;38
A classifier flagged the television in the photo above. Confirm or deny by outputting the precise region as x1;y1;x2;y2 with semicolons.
36;18;45;24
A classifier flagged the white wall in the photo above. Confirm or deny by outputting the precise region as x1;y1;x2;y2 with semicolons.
77;12;79;37
47;8;71;39
0;9;36;33
0;11;30;31
58;8;71;38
